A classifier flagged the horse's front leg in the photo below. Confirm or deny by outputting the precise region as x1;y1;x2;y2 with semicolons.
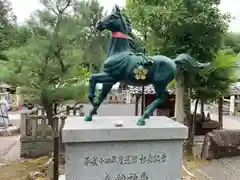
88;75;97;106
85;73;116;122
88;72;115;105
85;83;114;122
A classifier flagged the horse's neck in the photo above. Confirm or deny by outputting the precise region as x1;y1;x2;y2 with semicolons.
108;37;131;56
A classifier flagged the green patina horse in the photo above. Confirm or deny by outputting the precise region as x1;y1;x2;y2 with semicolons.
85;5;210;126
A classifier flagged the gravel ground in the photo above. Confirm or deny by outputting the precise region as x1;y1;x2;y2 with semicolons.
194;157;240;180
0;136;20;165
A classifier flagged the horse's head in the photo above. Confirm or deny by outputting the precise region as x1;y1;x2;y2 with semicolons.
96;5;129;34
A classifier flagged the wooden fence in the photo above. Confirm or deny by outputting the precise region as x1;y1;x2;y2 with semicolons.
20;105;84;158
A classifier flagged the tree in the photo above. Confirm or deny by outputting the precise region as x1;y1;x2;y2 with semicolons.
124;2;157;54
191;51;237;102
3;0;89;116
189;50;237;145
10;26;34;48
1;0;90;178
73;0;108;73
0;0;16;60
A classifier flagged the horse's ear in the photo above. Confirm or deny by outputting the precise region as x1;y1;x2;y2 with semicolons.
112;6;115;12
114;5;121;13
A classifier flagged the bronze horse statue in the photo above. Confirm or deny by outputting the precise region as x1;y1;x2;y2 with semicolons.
85;5;210;126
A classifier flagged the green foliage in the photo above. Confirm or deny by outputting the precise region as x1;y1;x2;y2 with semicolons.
126;0;233;103
72;0;108;72
190;50;238;101
0;0;109;108
0;0;16;60
0;0;101;122
167;80;175;89
126;0;230;59
10;26;33;48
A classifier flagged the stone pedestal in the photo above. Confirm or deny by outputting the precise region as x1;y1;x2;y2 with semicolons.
60;116;188;180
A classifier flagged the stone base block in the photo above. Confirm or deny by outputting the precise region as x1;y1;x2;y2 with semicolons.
20;136;52;157
62;116;188;180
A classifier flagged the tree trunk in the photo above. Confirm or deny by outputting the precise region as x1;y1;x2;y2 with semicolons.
237;95;240;112
191;99;199;143
218;96;223;129
52;117;59;180
53;102;58;114
183;82;190;125
186;98;199;156
44;102;59;180
135;95;140;116
89;63;93;74
230;95;235;115
174;76;185;124
174;72;190;125
141;86;145;115
200;100;205;121
44;104;54;127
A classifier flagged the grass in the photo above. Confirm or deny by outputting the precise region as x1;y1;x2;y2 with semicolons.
0;156;51;180
182;155;209;177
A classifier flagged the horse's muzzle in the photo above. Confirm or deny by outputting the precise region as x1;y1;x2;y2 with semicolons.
96;20;104;31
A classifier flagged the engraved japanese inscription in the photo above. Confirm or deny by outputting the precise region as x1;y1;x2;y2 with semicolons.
82;153;167;179
84;153;167;167
104;172;149;180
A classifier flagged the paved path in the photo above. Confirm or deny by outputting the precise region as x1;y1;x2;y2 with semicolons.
0;136;20;165
193;156;240;180
210;113;240;130
0;112;21;165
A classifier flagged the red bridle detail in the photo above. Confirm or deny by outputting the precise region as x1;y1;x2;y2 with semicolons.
112;32;131;39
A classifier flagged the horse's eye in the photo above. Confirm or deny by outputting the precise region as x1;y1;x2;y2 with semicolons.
112;15;118;19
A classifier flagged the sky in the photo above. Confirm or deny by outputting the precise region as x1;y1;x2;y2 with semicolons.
9;0;240;32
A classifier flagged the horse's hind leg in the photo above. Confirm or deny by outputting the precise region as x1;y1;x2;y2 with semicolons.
85;83;113;121
136;84;166;126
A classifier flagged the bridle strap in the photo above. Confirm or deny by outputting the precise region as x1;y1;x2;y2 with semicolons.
112;32;132;40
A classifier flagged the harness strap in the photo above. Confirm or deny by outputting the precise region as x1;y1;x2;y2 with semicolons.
112;32;132;40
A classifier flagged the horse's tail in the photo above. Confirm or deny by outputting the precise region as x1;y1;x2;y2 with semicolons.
174;53;211;72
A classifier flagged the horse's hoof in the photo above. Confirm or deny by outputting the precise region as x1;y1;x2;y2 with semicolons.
84;116;92;121
136;119;146;126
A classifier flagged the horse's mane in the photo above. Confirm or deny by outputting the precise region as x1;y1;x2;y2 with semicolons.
121;14;143;53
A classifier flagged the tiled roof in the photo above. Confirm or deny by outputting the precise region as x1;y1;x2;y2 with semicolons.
128;85;174;94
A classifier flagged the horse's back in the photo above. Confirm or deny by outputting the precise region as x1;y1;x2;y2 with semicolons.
147;55;176;83
150;55;176;67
